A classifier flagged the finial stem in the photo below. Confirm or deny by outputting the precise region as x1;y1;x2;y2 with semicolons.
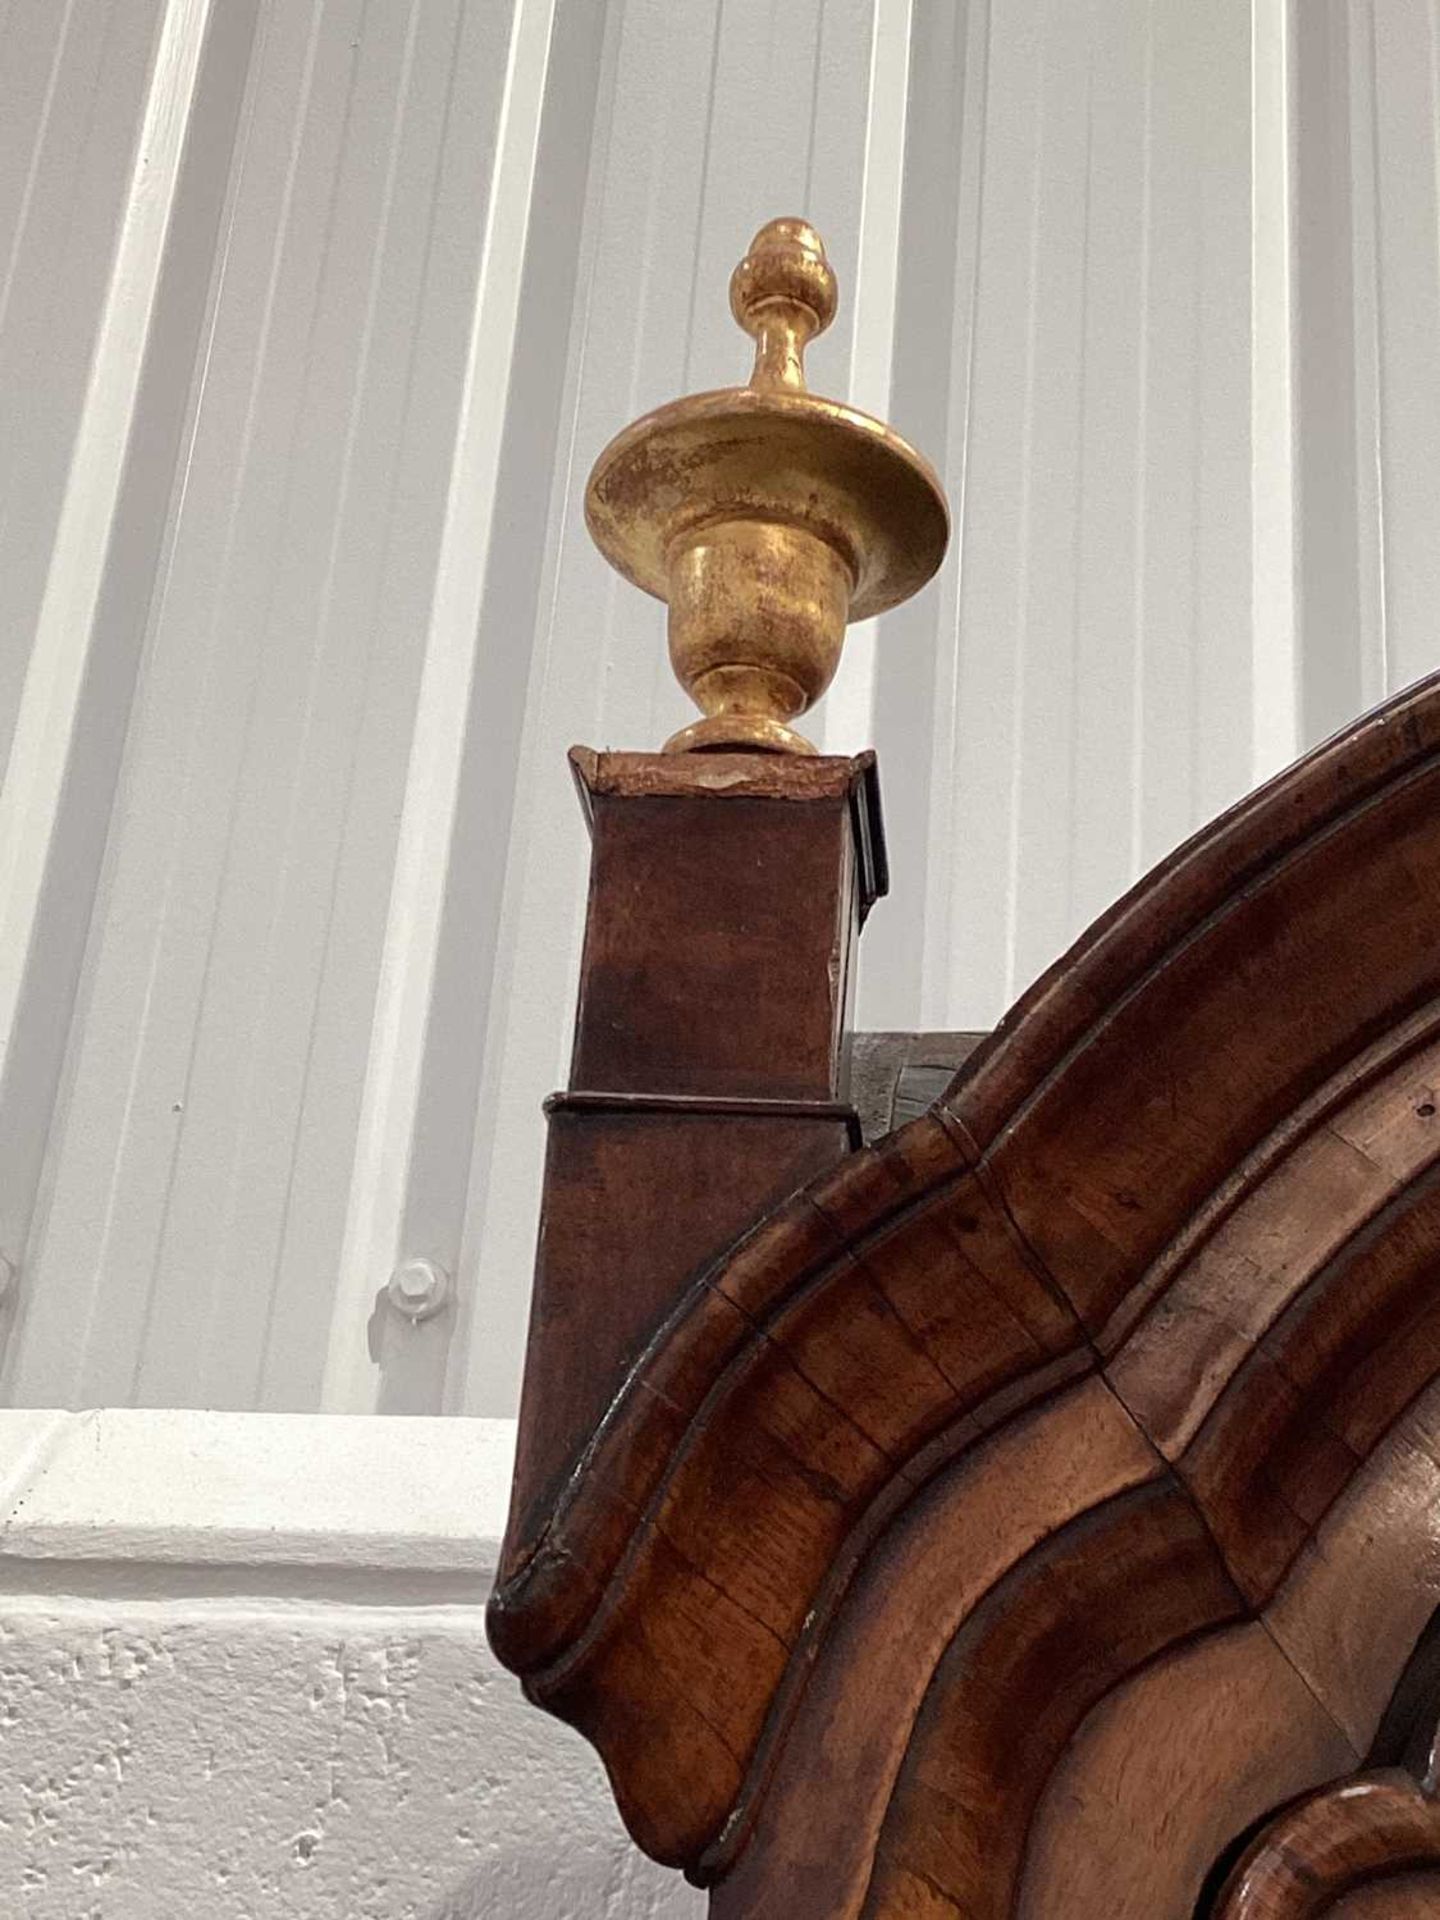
746;303;817;391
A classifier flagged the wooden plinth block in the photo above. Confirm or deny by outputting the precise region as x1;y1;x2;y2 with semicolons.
494;748;883;1614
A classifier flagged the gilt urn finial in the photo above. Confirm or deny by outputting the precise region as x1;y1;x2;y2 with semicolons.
584;216;949;754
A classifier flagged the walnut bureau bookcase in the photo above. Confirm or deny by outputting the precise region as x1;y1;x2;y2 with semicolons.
487;219;1440;1919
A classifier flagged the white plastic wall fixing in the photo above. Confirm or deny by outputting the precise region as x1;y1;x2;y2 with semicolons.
386;1257;450;1323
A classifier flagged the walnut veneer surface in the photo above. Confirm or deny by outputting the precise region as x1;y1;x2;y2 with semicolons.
490;675;1440;1917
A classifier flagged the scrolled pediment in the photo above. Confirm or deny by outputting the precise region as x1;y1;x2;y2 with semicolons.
491;674;1440;1915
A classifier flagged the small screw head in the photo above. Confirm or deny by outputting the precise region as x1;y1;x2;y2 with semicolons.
386;1257;449;1322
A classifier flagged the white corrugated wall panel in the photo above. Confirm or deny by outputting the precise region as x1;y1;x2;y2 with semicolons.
862;0;1257;1032
4;0;520;1407
0;0;167;790
1;0;1436;1414
1289;0;1440;743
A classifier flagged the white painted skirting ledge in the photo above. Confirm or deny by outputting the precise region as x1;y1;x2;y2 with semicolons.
0;1409;515;1586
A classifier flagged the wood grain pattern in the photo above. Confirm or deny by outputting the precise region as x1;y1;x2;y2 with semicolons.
489;672;1440;1915
1264;1378;1440;1754
1019;1622;1358;1920
859;1481;1246;1919
708;1376;1157;1916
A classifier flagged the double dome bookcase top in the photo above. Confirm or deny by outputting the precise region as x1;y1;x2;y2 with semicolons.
488;220;1440;1919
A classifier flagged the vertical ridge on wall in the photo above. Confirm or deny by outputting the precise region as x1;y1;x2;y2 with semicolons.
319;0;560;1416
1360;0;1440;695
853;0;986;1034
1250;0;1299;784
862;0;1254;1033
0;0;171;1227
815;0;915;757
1291;0;1440;745
0;0;162;791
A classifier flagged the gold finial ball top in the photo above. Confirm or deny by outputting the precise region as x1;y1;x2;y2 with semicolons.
729;218;837;370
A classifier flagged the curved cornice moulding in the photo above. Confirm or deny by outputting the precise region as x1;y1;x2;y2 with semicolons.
490;670;1440;1916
